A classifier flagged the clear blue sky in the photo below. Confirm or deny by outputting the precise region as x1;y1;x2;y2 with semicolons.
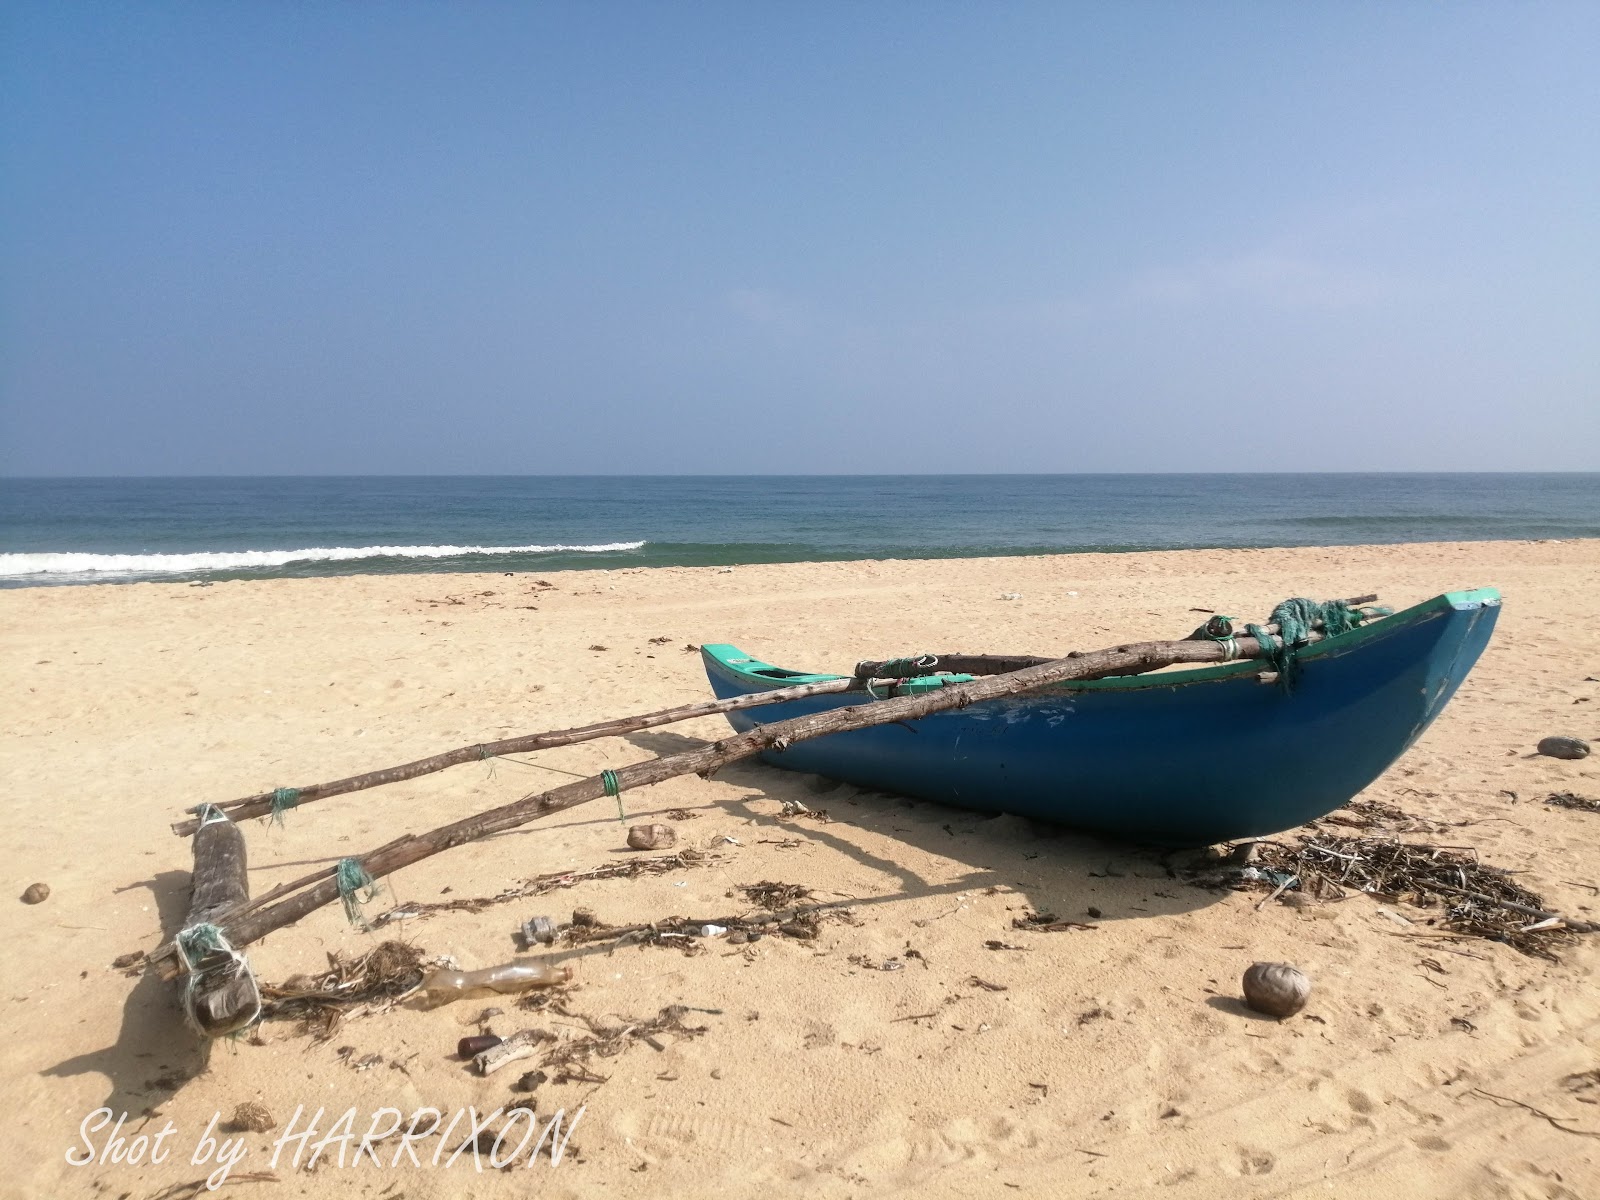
2;2;1596;475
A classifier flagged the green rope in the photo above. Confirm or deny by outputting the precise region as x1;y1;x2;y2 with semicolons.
879;656;937;679
335;858;379;929
1247;597;1387;691
602;769;624;823
1204;615;1240;660
176;922;226;968
175;922;261;1037
269;787;300;828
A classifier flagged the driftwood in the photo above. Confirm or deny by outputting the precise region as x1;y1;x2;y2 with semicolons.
177;814;262;1036
171;674;869;835
149;630;1294;980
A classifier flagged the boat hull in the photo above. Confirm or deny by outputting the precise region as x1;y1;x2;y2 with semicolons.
701;590;1499;845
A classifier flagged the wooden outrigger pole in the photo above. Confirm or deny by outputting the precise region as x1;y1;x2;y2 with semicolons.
151;628;1299;983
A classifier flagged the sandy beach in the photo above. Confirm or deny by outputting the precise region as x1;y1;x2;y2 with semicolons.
3;538;1597;1199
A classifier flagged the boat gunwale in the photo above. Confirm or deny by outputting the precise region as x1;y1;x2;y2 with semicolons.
701;588;1501;697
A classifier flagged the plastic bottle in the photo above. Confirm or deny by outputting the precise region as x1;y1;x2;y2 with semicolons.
420;960;572;1007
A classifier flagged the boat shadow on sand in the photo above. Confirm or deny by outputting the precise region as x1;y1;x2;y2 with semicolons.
610;728;1224;930
45;729;1231;1113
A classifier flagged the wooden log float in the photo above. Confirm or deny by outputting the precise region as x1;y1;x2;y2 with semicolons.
149;630;1298;981
175;811;262;1037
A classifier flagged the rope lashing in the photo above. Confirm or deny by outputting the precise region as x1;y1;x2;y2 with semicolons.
1204;615;1240;661
175;921;261;1037
335;857;380;929
854;654;939;680
196;803;230;829
269;787;300;828
1199;598;1392;690
601;769;624;823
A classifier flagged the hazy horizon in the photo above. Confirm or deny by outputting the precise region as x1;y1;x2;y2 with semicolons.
3;4;1597;476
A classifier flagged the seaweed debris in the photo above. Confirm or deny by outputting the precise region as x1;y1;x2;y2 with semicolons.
735;881;814;910
536;1003;715;1085
1547;793;1600;814
1202;835;1579;961
370;851;718;925
261;940;426;1037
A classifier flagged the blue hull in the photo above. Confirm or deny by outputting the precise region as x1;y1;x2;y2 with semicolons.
702;590;1500;845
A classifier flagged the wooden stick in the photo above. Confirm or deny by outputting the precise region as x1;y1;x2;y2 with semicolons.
172;674;871;835
1416;879;1598;934
148;630;1292;980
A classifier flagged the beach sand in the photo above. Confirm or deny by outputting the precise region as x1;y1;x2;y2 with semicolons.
2;539;1597;1199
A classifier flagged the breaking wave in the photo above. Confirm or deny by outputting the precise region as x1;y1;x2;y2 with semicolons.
0;542;648;577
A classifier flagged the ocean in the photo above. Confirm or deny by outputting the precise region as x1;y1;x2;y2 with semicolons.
1;474;1597;588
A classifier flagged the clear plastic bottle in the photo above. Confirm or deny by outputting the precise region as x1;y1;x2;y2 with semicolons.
420;960;572;1007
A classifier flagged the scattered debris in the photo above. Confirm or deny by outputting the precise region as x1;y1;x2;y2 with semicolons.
513;1069;549;1093
538;1004;714;1084
372;851;716;925
20;883;49;905
1537;736;1590;760
458;1034;503;1059
520;915;557;947
420;959;570;1007
1193;835;1582;959
223;1102;276;1133
779;798;831;822
665;808;701;820
1547;793;1600;814
1242;962;1312;1018
262;941;427;1037
736;881;813;910
147;1170;280;1199
627;823;677;851
1012;911;1099;932
474;1029;554;1076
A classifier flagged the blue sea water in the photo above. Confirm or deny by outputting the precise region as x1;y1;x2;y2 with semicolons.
1;474;1597;587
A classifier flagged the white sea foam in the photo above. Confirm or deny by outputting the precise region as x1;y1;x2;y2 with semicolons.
0;542;647;577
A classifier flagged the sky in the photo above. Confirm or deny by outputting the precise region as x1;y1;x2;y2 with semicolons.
1;2;1597;475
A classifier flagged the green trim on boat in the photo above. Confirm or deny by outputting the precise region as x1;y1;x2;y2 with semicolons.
701;588;1501;697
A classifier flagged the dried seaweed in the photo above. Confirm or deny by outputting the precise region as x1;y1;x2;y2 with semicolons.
558;899;852;953
1547;793;1600;814
1221;836;1577;960
536;1003;714;1084
1012;911;1098;933
1312;798;1454;834
735;880;814;910
370;851;717;925
260;940;426;1037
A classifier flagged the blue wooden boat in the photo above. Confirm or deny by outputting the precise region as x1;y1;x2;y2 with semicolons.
700;589;1500;845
